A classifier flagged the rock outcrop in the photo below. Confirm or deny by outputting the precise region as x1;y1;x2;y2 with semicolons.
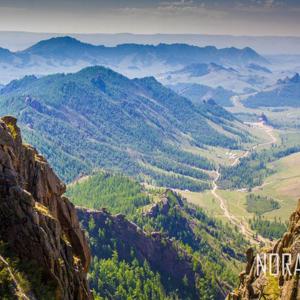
228;199;300;300
0;116;92;299
77;206;208;299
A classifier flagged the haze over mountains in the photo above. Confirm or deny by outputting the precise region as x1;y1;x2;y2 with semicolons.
244;73;300;108
160;61;273;93
1;31;300;55
169;83;235;107
0;36;268;84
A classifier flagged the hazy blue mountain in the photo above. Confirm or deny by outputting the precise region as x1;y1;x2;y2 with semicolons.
0;47;15;62
244;73;300;107
160;60;273;93
247;63;272;74
1;32;300;55
0;36;268;84
169;83;235;107
18;37;266;65
22;36;99;59
169;63;237;77
0;66;249;188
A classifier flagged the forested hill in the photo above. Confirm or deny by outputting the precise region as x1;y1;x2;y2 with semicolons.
72;172;248;299
0;66;249;189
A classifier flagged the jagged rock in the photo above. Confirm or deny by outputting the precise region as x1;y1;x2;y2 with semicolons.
229;199;300;300
0;116;92;299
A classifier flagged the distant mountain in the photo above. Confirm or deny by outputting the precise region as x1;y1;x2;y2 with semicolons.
169;62;237;77
0;36;268;84
0;47;15;62
0;66;250;188
18;37;266;65
169;83;235;107
244;73;300;107
1;32;300;55
160;60;272;93
247;63;272;74
22;36;99;59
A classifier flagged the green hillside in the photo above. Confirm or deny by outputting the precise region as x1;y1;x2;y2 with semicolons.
66;172;151;215
0;66;249;190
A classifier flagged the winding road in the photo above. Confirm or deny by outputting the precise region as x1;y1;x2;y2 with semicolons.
210;121;277;244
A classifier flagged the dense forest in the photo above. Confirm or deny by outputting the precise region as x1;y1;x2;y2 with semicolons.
91;254;167;300
70;173;248;299
249;217;287;240
66;172;151;215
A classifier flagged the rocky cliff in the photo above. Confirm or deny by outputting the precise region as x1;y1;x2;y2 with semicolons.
77;207;204;297
228;199;300;300
77;191;228;300
0;116;91;299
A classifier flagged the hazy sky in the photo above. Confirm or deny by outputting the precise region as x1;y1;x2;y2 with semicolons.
0;0;299;36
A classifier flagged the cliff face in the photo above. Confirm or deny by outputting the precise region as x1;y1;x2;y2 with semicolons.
228;199;300;300
0;116;91;299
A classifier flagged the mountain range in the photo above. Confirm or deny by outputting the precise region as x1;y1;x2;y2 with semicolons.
0;65;250;189
0;36;267;84
1;32;300;55
244;73;300;107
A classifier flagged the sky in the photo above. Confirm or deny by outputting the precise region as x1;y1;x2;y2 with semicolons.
0;0;299;36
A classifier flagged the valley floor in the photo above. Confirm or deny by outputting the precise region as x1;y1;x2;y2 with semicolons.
177;96;300;245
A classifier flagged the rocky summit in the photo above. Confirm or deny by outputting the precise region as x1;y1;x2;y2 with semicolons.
0;116;91;299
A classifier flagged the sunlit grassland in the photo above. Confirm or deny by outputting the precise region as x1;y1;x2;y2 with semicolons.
175;189;227;222
256;152;300;220
217;152;300;223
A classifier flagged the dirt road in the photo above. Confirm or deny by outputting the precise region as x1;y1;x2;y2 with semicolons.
211;121;277;244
